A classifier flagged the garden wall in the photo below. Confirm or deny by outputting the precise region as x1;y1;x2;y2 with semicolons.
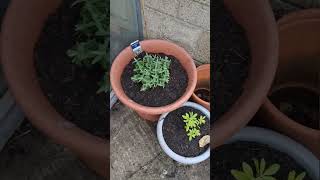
140;0;210;64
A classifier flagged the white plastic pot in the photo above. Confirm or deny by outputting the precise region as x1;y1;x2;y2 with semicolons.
157;101;210;164
226;127;319;180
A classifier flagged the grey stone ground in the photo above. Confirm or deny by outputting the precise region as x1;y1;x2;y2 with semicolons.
110;102;210;180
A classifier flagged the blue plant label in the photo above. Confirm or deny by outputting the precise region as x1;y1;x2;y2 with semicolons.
130;40;142;56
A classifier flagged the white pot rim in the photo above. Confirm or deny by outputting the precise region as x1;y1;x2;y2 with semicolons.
226;127;319;180
157;101;210;165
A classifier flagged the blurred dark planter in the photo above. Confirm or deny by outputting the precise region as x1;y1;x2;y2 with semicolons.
226;127;319;180
212;0;278;148
0;0;108;177
258;9;320;158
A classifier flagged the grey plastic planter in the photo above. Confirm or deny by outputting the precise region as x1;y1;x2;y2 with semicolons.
157;101;210;165
0;85;24;150
0;0;23;151
110;90;117;109
226;127;319;180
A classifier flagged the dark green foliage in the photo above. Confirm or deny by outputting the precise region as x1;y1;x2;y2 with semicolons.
67;0;109;93
288;171;306;180
231;158;306;180
131;54;171;91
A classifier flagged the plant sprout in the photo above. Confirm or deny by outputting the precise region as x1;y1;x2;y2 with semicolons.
288;170;306;180
67;0;109;93
231;158;280;180
131;53;171;91
182;112;206;141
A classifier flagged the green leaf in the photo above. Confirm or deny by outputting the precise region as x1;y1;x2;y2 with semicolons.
253;159;260;176
295;172;306;180
260;159;266;175
242;162;254;178
262;176;276;180
263;164;280;176
231;170;251;180
68;0;109;93
182;114;189;119
130;54;171;91
288;171;296;180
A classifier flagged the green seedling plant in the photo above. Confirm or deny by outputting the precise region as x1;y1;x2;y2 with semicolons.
182;112;206;141
67;0;109;93
131;54;171;91
231;158;280;180
288;170;306;180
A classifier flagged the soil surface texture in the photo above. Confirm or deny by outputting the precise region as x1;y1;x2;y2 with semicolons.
212;0;250;122
121;52;188;107
211;141;312;180
195;88;210;102
162;106;209;157
35;0;108;138
270;87;319;129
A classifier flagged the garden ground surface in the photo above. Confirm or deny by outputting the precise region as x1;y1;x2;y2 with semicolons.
110;102;210;180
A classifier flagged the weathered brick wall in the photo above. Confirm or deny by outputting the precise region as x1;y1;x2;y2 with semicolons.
140;0;210;64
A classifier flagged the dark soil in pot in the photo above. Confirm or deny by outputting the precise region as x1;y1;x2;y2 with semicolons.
162;106;209;157
212;0;250;122
269;86;319;129
211;141;312;180
121;52;188;107
195;88;210;102
34;0;108;138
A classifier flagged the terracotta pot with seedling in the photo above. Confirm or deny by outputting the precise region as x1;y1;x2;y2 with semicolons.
156;101;210;164
110;40;197;121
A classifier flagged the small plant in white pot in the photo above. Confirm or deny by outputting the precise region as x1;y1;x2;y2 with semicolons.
157;101;210;164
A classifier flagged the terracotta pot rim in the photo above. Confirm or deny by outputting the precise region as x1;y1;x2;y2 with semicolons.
279;18;320;31
270;82;320;96
110;39;197;115
265;12;320;132
196;64;210;71
211;0;278;148
278;8;320;26
259;9;320;158
191;64;210;107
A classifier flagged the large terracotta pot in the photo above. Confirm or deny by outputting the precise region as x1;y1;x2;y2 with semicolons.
0;0;108;177
259;9;320;158
191;64;210;110
110;40;197;121
211;0;279;148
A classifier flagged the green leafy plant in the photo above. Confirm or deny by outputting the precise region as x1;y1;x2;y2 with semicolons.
288;171;306;180
231;158;280;180
131;54;171;91
67;0;109;93
182;112;206;141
